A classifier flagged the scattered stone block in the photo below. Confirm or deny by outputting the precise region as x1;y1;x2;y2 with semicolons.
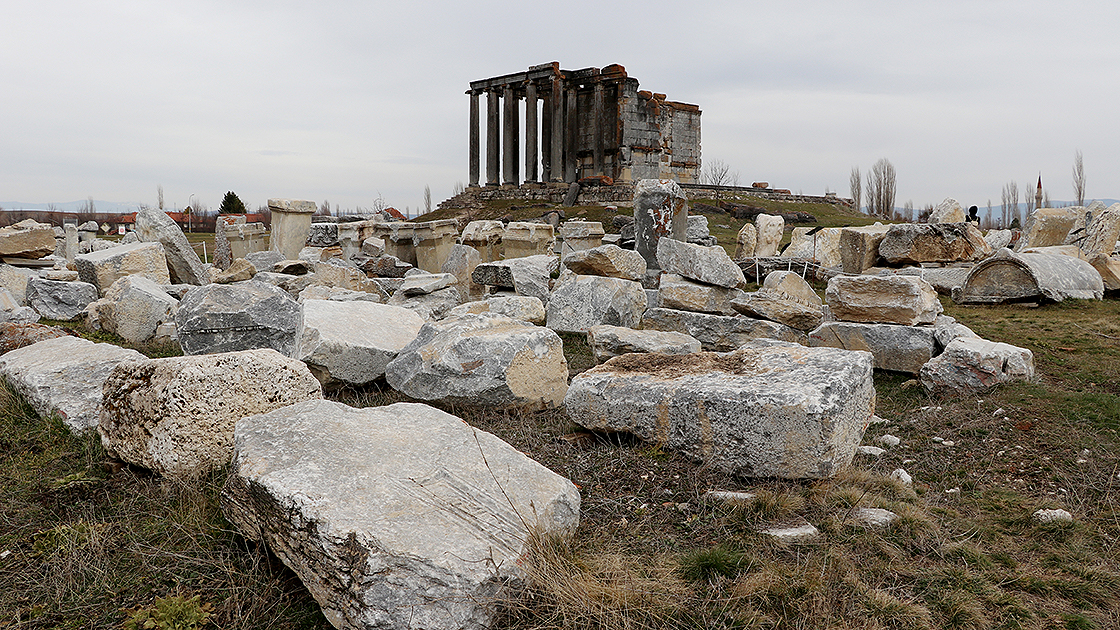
26;277;99;321
0;322;70;356
300;300;424;387
984;229;1013;251
840;224;890;274
1032;508;1073;524
134;206;210;285
586;325;700;363
0;335;145;433
733;222;757;259
1088;253;1120;291
565;343;875;478
927;197;966;224
850;507;897;528
920;337;1035;393
558;221;604;255
99;349;323;477
656;237;745;288
1081;202;1120;255
97;276;179;344
446;295;546;325
754;214;785;257
75;242;171;295
659;273;740;315
440;244;482;300
781;227;843;268
0;221;56;259
213;258;256;284
758;519;820;543
952;250;1103;304
221;399;580;630
1020;207;1080;249
932;315;979;351
641;307;807;351
387;286;462;321
879;223;993;264
633;179;688;269
387;313;569;410
546;274;647;333
0;264;39;306
808;321;936;375
826;275;942;326
398;272;457;296
562;244;645;281
502;221;555;259
460;220;505;262
267;199;317;260
176;282;303;358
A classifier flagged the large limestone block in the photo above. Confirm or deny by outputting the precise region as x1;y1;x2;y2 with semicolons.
761;270;822;306
1020;207;1080;249
387;286;462;321
686;215;715;245
446;295;546;325
734;222;758;259
561;244;645;281
1088;254;1120;291
134;206;209;285
0;264;39;306
927;197;966;224
920;337;1035;393
731;293;823;332
641;307;806;351
1081;203;1120;255
98;275;179;344
754;214;785;257
984;229;1013;251
565;343;875;479
826;275;942;326
75;241;171;294
26;277;98;321
840;224;890;274
879;223;993;264
99;349;322;477
176;281;303;358
633;179;688;269
545;274;646;333
472;255;558;306
656;237;745;288
501;221;554;259
781;227;843;268
586;325;700;363
440;244;482;300
267;198;317;260
0;322;70;356
221;400;580;630
299;300;424;387
398;272;457;296
0;335;145;433
808;321;937;375
932;314;980;351
0;221;56;259
659;273;741;316
558;220;605;254
386;313;568;410
311;260;382;295
460;220;505;262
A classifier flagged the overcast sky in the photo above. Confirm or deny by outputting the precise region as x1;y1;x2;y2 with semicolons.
3;1;1118;215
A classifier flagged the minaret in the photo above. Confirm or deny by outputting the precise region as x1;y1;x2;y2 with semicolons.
1036;175;1043;209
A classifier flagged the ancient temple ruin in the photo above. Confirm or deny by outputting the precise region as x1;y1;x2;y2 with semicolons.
467;62;701;187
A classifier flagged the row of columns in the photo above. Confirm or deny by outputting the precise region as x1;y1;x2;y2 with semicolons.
468;81;607;187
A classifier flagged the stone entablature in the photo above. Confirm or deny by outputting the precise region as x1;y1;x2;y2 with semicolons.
467;62;701;188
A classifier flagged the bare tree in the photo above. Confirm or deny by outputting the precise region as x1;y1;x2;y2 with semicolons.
424;185;432;215
1000;181;1019;229
320;199;331;215
453;181;465;196
700;159;739;187
157;185;165;211
1043;190;1051;208
849;167;862;213
866;158;896;218
986;199;992;227
1024;181;1037;215
902;200;914;222
1072;149;1085;206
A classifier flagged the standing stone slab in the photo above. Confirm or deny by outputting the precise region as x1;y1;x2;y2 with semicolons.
1020;207;1080;250
586;325;700;363
633;179;688;269
641;307;807;351
840;224;890;274
268;199;317;260
808;321;937;375
920;337;1035;393
26;277;99;321
0;336;145;433
99;349;323;478
134;206;209;285
1081;203;1120;256
734;222;758;259
782;227;843;268
440;244;483;300
299;300;424;387
558;221;605;255
75;241;171;295
545;274;647;333
656;237;745;288
176;281;303;358
754;214;785;257
0;264;39;306
221;400;580;630
386;313;569;410
565;344;875;479
826;275;942;326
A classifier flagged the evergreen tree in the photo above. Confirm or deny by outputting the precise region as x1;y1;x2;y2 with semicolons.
219;191;247;214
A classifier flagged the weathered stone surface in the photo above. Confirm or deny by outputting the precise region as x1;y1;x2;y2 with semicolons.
562;244;645;281
808;321;936;374
501;222;554;260
0;264;39;306
984;229;1013;251
311;260;382;295
0;322;70;356
656;237;745;288
176;282;303;358
0;222;56;259
879;223;993;264
99;349;322;477
546;274;646;333
387;286;462;321
398;273;457;296
659;273;741;315
903;266;972;296
273;259;313;276
98;276;179;344
472;255;558;305
299;300;423;387
781;227;843;268
733;222;758;259
686;215;715;246
26;277;99;321
134;206;209;285
927;197;966;224
268;198;317;260
75;241;171;294
440;244;482;300
920;337;1035;393
952;249;1104;304
932;314;980;351
297;285;381;304
221;399;580;630
826;275;942;326
641;307;807;351
0;335;145;433
1020;207;1080;250
565;343;875;479
558;220;605;254
246;250;287;272
1088;254;1120;291
213;258;256;284
754;214;785;257
731;292;823;331
460;220;505;262
840;224;890;274
446;295;546;325
586;324;700;362
633;179;688;269
1081;203;1120;255
387;313;568;410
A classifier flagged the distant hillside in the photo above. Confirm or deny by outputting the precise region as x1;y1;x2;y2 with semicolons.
0;200;144;215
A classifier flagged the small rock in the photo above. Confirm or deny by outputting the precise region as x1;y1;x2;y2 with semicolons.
850;507;897;528
758;518;820;543
1032;508;1073;524
857;445;886;457
878;434;901;447
890;468;913;486
703;490;757;503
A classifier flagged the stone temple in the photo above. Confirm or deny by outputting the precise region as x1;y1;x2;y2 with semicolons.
467;62;701;188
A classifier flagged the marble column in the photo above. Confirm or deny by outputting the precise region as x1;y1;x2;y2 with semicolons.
541;89;553;182
502;85;519;185
524;82;538;183
550;76;564;182
593;82;604;176
486;90;500;186
468;91;480;187
564;86;578;183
